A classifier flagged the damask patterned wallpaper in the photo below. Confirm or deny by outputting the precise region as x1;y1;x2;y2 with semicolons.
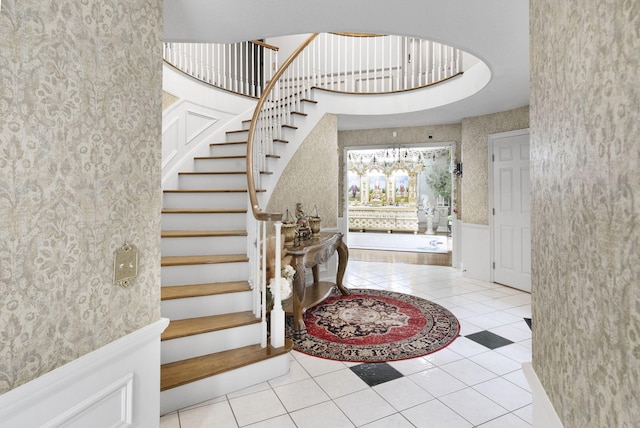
531;1;640;426
460;106;529;225
163;91;180;111
267;114;338;228
0;0;162;393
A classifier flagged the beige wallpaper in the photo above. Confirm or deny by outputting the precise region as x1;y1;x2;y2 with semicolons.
0;0;162;394
531;1;640;426
267;114;338;228
338;124;462;215
163;91;180;111
460;106;529;225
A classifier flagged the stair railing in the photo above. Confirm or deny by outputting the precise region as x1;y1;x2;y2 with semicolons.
246;34;319;349
163;40;279;98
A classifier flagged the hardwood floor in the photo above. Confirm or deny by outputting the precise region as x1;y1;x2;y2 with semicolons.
349;248;452;266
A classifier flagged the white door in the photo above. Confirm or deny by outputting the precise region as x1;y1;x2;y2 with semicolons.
491;130;531;292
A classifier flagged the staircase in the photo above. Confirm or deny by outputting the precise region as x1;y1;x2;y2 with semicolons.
159;124;296;415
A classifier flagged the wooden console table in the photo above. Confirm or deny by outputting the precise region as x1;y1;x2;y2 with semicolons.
283;232;350;336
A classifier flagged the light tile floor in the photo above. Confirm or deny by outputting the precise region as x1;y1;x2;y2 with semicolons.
160;261;532;428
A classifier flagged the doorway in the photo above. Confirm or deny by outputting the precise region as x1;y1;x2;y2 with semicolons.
345;144;455;265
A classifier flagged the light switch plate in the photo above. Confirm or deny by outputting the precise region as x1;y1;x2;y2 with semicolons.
114;243;138;288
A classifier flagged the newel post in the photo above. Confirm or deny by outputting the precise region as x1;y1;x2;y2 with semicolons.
270;221;285;348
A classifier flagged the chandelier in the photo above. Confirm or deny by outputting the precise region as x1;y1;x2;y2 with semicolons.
348;147;449;175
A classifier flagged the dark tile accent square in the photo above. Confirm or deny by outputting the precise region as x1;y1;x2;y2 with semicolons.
350;362;403;387
465;330;513;350
524;317;532;330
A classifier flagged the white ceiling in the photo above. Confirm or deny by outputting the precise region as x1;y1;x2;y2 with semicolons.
163;0;529;130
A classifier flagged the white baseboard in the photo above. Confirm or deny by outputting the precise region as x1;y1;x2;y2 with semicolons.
523;363;565;428
0;318;169;428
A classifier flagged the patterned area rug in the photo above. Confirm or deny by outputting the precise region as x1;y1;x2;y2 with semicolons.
287;289;460;362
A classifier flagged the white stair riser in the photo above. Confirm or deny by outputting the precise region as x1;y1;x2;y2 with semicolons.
300;99;318;114
242;114;302;131
161;291;253;320
161;262;249;286
160;353;290;415
161;323;262;364
179;173;247;190
210;143;247;157
161;235;247;256
161;212;247;230
225;131;248;143
194;157;246;172
268;126;297;144
163;192;248;209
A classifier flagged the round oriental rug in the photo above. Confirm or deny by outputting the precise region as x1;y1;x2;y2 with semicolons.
287;288;460;362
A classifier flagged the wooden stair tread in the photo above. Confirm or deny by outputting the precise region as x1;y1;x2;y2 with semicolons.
161;281;251;300
161;229;247;238
210;141;246;145
194;155;246;160
161;339;293;391
273;138;288;143
161;208;247;214
226;129;248;134
161;254;248;266
178;171;246;175
161;311;258;341
163;189;248;193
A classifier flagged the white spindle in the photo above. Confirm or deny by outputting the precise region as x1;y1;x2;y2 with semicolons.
439;43;444;80
359;36;363;92
388;36;392;91
373;36;377;92
418;38;423;86
397;36;401;90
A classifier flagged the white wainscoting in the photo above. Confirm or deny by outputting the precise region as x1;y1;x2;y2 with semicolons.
523;363;565;428
460;222;491;281
162;63;256;190
0;318;169;428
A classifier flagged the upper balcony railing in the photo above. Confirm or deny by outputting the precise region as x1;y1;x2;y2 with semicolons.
163;40;279;98
163;33;462;98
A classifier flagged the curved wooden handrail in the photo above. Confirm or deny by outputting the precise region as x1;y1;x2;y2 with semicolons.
250;40;280;51
246;33;319;221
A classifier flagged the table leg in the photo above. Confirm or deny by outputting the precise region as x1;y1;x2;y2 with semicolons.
292;257;307;336
336;239;350;296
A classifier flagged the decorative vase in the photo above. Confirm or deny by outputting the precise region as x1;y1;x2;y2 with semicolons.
308;217;321;235
281;223;297;244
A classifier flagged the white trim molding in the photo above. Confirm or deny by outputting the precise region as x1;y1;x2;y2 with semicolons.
523;363;565;428
459;222;490;281
0;318;169;428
